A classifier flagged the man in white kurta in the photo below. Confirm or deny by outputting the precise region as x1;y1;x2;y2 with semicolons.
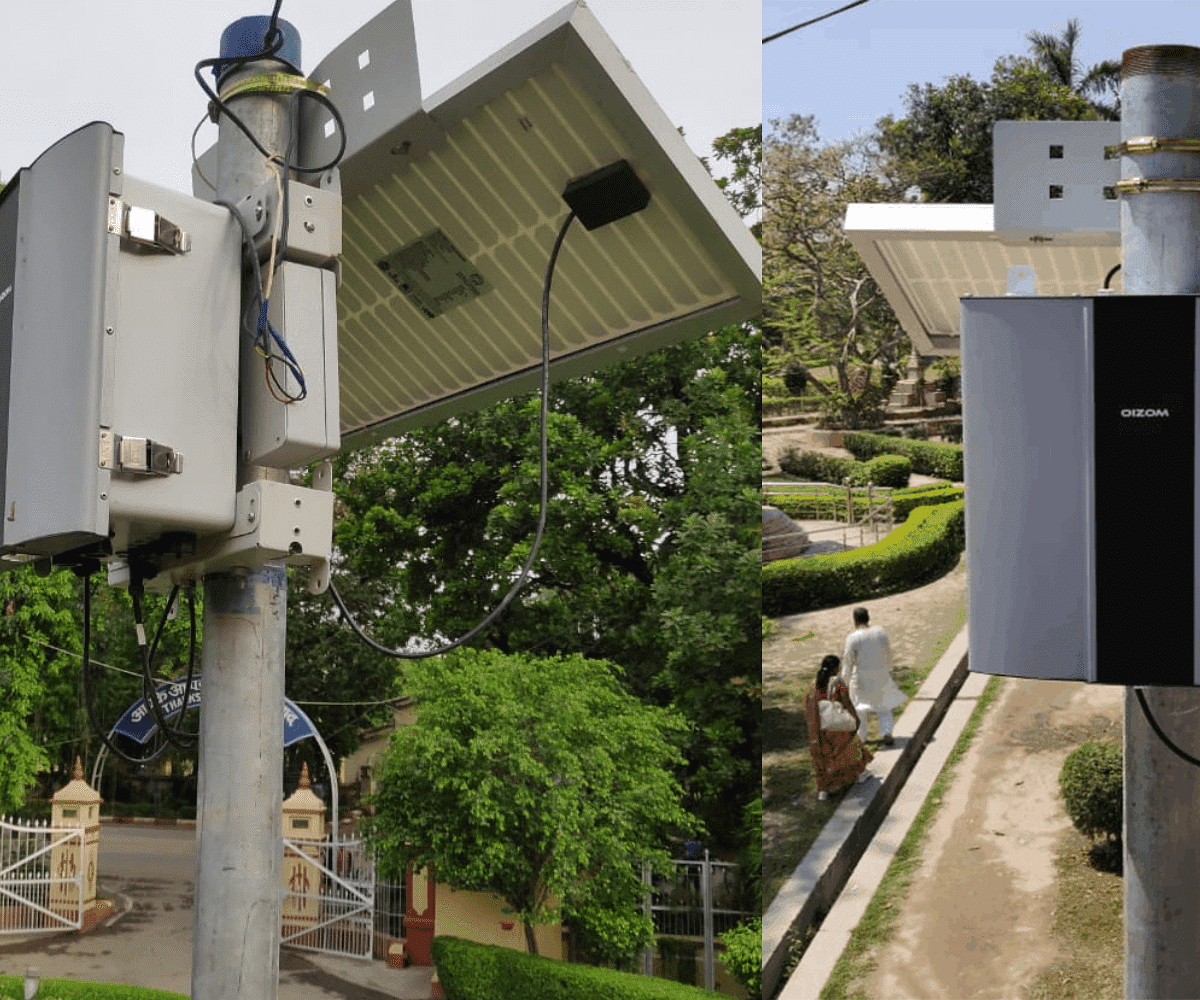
842;607;907;745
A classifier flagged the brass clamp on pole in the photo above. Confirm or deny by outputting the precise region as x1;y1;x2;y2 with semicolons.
1116;135;1200;155
1114;176;1200;195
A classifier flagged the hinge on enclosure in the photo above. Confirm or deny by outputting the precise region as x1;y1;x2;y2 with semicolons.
99;430;183;476
107;197;191;254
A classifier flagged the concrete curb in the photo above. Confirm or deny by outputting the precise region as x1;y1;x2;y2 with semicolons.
100;816;197;828
762;626;971;998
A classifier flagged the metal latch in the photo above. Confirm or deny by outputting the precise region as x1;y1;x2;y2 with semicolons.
99;431;184;476
108;197;191;254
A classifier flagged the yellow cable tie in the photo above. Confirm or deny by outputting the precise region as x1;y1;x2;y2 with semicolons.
219;72;330;103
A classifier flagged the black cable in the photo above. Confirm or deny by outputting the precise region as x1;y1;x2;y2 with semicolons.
131;584;197;750
264;0;284;51
1104;263;1121;289
1135;688;1200;768
80;575;170;766
764;0;872;44
327;210;579;659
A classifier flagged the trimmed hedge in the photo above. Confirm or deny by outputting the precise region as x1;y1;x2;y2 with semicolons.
842;431;964;481
778;449;912;488
767;485;964;524
432;937;723;1000
762;500;965;616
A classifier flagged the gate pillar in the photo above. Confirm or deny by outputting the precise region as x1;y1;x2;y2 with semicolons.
49;757;101;927
405;864;436;965
281;762;326;945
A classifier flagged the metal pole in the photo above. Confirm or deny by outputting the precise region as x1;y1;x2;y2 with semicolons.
1119;44;1200;1000
642;863;654;977
1124;688;1200;999
191;16;301;1000
701;849;714;992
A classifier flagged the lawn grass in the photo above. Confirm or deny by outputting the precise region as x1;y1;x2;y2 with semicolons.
0;978;188;999
1023;830;1123;999
808;674;1005;999
763;600;967;911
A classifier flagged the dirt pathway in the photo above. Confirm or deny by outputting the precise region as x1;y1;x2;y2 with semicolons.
855;677;1123;999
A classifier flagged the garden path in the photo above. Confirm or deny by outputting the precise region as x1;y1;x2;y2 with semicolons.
851;677;1123;999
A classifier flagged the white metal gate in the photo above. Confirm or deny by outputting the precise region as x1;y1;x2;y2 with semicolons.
0;816;84;934
281;836;374;959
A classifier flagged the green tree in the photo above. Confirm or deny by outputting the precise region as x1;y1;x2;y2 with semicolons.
1025;18;1121;120
362;649;694;962
0;568;81;811
875;53;1104;204
763;114;909;426
325;323;759;845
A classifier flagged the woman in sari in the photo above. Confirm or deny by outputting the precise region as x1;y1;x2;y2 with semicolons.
804;654;874;801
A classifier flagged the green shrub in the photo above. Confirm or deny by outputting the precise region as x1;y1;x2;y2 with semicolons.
762;501;965;616
767;485;963;523
431;937;723;999
1059;741;1123;843
866;454;912;488
778;448;859;484
842;431;964;481
764;375;786;400
719;920;761;998
778;449;911;488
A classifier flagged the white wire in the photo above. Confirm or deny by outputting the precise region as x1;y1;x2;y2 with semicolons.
262;160;286;302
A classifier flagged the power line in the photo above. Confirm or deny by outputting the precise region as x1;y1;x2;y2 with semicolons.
763;0;873;44
32;635;407;708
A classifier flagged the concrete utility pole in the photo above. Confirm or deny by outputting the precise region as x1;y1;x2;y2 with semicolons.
191;17;300;999
1120;44;1200;1000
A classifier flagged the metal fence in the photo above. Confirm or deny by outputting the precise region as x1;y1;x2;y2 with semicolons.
643;853;755;992
373;874;406;959
0;816;84;934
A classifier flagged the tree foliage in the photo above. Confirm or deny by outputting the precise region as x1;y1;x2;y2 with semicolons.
1025;18;1121;120
875;54;1104;204
708;124;761;237
326;321;760;843
0;569;81;811
763;114;908;426
362;649;693;962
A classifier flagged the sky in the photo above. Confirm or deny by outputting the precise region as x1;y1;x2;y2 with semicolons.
765;0;1200;146
0;0;760;196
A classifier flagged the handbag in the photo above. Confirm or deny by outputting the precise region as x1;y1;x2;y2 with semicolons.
818;687;857;732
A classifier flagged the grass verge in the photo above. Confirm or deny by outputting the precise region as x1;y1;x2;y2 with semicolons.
0;978;188;999
762;597;967;911
1023;828;1122;1000
810;674;1005;1000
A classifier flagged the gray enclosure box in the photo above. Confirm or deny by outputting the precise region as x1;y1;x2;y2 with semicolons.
961;294;1198;685
0;122;240;566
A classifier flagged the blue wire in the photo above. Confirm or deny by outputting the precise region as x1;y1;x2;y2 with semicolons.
256;301;307;399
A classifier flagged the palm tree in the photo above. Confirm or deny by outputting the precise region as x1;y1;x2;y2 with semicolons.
1026;18;1121;120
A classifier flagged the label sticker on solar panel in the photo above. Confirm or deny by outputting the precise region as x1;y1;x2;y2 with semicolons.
376;230;490;319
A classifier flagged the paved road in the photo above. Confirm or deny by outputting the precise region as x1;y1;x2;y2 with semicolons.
0;824;433;998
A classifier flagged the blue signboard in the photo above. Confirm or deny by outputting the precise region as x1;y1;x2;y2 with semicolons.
112;675;318;748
